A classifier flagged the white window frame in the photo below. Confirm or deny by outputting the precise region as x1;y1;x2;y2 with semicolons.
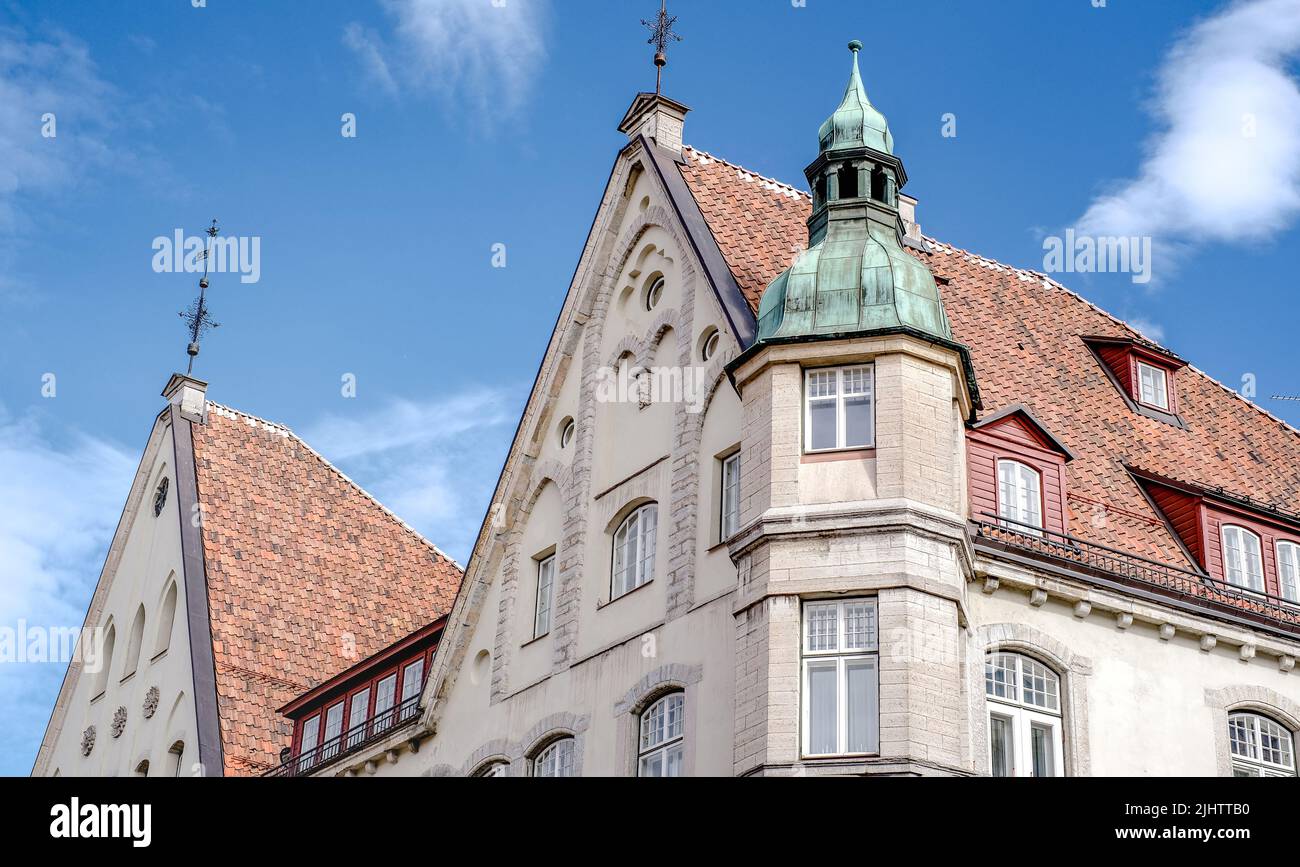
1276;540;1300;604
803;365;875;453
298;714;320;772
645;276;665;311
346;686;370;749
800;598;880;758
399;658;424;721
720;452;741;542
372;673;397;734
534;554;556;638
320;700;344;762
474;761;509;777
559;419;575;449
702;329;720;362
1222;525;1265;593
984;652;1065;777
997;459;1044;535
532;737;576;778
1136;360;1170;411
1229;711;1296;777
612;504;657;600
638;692;685;777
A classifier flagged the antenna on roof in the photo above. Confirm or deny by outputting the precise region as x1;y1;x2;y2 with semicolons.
641;0;681;96
179;219;222;375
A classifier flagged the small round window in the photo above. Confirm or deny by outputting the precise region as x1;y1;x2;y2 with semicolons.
560;418;576;449
701;328;720;362
645;276;665;311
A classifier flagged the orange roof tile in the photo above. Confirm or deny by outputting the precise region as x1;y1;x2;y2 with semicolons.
191;404;461;775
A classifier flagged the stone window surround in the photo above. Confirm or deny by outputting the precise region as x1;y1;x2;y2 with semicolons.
974;623;1093;777
449;712;591;778
1205;685;1300;777
612;663;704;777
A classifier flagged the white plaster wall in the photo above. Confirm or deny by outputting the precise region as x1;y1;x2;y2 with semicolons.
971;588;1300;776
42;421;199;776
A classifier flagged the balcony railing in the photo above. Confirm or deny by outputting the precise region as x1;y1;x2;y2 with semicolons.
972;514;1300;633
263;694;422;778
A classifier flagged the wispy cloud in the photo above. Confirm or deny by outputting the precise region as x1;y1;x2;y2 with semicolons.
0;26;116;232
0;406;136;774
1078;0;1300;251
304;388;518;562
344;0;550;123
1125;316;1166;344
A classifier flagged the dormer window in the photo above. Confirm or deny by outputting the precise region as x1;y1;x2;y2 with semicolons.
1136;360;1169;411
1277;541;1300;603
998;460;1043;535
1083;336;1186;425
1222;525;1264;593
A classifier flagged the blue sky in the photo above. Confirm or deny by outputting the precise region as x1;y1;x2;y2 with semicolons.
3;0;1299;774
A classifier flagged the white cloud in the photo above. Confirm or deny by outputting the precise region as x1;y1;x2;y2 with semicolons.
0;406;136;774
1078;0;1300;248
303;388;518;562
1125;316;1166;344
0;27;116;232
344;0;550;122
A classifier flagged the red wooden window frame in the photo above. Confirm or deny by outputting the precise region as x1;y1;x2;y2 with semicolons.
290;646;435;758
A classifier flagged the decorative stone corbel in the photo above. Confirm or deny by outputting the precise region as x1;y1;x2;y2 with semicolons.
1029;589;1048;608
1239;644;1256;662
1158;624;1175;642
1115;612;1133;630
1072;601;1091;619
1199;635;1217;653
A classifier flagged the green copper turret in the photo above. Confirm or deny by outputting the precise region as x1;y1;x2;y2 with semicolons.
754;41;952;346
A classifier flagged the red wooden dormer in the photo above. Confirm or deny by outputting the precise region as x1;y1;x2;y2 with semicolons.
967;405;1074;536
1134;470;1300;605
1084;335;1188;425
266;617;446;776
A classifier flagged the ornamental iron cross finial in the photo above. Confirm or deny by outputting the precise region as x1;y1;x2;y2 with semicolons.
641;1;682;95
178;218;222;374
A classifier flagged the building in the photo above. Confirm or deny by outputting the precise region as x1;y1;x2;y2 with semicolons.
31;375;462;776
328;41;1300;778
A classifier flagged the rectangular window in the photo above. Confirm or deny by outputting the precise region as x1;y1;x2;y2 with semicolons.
399;659;424;721
320;701;344;761
801;599;879;757
720;452;741;541
1222;525;1264;593
1277;541;1300;603
346;687;370;748
372;674;397;734
804;366;874;453
298;714;319;772
534;554;555;637
997;459;1043;534
1136;360;1170;410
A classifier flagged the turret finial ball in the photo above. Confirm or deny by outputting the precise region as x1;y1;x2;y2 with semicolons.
848;40;863;53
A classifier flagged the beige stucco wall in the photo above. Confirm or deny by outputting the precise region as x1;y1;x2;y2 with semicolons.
40;417;199;777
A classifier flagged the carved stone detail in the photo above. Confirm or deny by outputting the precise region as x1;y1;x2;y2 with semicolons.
143;686;160;719
111;706;128;738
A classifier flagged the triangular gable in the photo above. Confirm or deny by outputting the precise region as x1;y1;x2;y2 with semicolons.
969;404;1074;461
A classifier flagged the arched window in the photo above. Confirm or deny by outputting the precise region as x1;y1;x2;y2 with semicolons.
700;327;720;362
532;737;575;778
645;276;665;311
153;580;178;659
91;623;116;700
168;741;186;777
473;761;509;778
1222;525;1264;592
638;692;684;777
559;417;576;449
134;759;150;777
1277;541;1300;603
1229;712;1296;776
122;605;145;680
997;460;1043;533
612;504;657;599
985;652;1064;777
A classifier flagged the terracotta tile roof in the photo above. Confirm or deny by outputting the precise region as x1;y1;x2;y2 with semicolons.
679;146;1300;625
191;404;461;775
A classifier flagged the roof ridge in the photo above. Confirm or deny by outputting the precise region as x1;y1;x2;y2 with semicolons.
683;145;811;200
917;239;1300;445
204;401;465;572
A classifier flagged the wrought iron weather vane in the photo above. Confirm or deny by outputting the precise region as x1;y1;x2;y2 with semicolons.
641;0;682;96
179;218;221;374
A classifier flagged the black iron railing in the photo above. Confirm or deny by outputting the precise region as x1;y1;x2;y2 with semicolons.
263;694;421;778
973;514;1300;631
